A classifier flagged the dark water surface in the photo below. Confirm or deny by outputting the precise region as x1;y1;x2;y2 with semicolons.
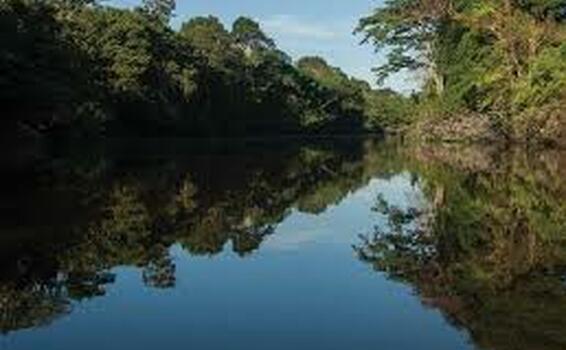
2;138;566;350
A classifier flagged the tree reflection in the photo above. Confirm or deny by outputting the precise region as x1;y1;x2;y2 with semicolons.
356;145;566;350
6;139;566;347
0;138;382;333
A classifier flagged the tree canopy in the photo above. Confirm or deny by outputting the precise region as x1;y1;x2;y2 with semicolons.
358;0;566;143
0;0;411;142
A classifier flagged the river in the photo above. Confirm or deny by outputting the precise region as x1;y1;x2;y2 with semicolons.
2;138;566;350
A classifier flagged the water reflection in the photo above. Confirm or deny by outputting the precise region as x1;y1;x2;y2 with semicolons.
356;144;566;350
2;139;566;350
1;138;381;334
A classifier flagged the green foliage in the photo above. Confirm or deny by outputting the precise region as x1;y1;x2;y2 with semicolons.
232;16;275;52
2;1;410;139
518;0;566;20
0;0;89;133
141;0;175;23
359;0;566;141
297;57;364;123
363;89;413;130
180;16;241;73
297;56;412;131
513;43;566;108
74;8;159;96
356;0;442;84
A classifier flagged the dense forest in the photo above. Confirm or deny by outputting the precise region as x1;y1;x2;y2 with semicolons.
3;0;565;145
0;0;410;142
358;0;566;144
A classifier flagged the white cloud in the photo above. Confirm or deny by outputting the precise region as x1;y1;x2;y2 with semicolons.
258;14;418;93
261;15;341;41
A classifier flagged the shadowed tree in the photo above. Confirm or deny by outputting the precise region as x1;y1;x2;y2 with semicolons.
232;17;276;54
141;0;175;23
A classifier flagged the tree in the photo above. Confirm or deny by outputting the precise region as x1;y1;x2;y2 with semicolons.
180;16;240;71
356;0;451;94
0;0;91;135
359;0;566;141
232;17;276;52
142;0;175;23
297;56;367;122
2;0;389;141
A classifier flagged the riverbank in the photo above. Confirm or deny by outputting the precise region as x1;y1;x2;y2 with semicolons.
406;103;566;147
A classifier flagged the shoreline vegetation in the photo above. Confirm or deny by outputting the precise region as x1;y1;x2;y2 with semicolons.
1;0;565;150
358;0;566;146
0;0;408;144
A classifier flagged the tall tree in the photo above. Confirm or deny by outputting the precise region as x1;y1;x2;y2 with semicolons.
356;0;451;94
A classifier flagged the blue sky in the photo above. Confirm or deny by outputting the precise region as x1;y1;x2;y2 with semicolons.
109;0;416;92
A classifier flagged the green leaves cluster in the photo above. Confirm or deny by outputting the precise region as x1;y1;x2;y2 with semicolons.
0;0;413;139
358;0;566;140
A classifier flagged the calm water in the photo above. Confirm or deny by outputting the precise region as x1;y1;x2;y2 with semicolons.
2;138;566;350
